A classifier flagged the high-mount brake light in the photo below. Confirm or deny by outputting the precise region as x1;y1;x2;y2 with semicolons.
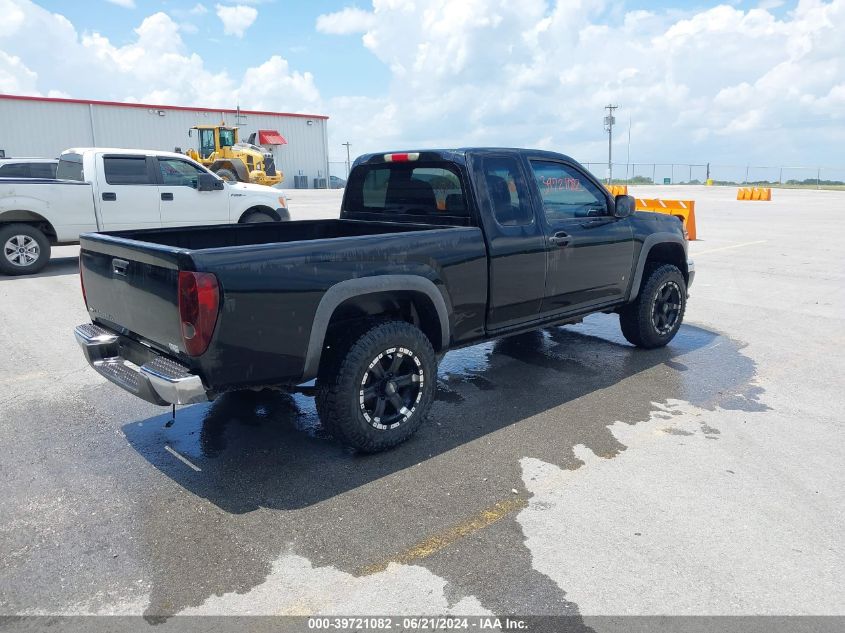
178;271;220;357
384;152;420;163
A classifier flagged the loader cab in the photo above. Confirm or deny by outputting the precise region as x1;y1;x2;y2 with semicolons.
191;126;239;160
198;128;215;160
217;127;237;149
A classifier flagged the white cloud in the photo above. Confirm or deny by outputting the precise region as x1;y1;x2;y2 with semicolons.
190;3;208;15
215;4;257;38
315;7;376;35
317;0;845;165
0;50;37;93
0;0;843;167
105;0;135;8
238;56;320;109
0;1;320;113
0;0;26;36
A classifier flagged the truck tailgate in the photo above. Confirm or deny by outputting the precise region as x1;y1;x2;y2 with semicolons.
79;235;188;356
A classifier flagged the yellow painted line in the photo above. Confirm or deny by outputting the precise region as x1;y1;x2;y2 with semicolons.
692;240;767;256
357;496;528;576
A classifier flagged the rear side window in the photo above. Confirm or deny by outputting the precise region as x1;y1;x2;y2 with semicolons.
57;153;84;181
104;156;152;185
0;163;31;178
480;156;534;226
346;162;469;222
30;162;57;178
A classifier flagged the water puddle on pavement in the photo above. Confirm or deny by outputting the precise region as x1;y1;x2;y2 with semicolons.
115;313;766;618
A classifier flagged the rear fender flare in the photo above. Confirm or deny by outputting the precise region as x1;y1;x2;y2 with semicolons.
302;275;451;381
628;233;687;302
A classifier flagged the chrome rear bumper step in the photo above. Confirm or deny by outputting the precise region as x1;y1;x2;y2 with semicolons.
74;323;208;406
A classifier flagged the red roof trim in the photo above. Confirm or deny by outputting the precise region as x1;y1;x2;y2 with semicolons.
0;93;329;120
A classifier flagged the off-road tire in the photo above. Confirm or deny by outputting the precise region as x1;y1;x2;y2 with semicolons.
316;321;437;453
0;223;51;276
215;168;238;182
619;263;686;348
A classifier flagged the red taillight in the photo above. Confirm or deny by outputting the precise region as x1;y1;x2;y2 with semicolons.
79;255;88;309
178;271;220;357
383;152;419;163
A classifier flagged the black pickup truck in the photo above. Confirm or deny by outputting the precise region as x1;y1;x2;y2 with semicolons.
76;148;694;452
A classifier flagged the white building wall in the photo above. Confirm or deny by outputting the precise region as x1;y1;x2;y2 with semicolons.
0;99;94;157
0;97;330;188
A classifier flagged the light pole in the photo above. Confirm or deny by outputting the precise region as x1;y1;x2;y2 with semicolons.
342;142;352;179
604;104;618;184
625;115;631;184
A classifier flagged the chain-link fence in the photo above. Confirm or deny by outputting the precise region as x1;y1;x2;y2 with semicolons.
580;162;845;187
329;160;350;179
328;158;844;188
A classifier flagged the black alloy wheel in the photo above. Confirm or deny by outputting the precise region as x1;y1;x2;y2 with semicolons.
359;346;424;430
651;280;683;335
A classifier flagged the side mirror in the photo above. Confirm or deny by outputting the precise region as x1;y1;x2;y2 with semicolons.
198;173;224;192
614;194;635;218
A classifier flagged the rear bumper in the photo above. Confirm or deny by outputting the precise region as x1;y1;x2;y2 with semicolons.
687;258;696;289
74;323;209;406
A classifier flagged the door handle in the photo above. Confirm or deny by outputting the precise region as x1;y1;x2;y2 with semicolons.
549;231;571;247
161;192;174;201
102;192;116;201
112;258;128;276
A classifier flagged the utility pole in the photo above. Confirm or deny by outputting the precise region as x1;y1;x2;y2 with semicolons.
625;115;631;184
604;104;618;184
342;142;352;178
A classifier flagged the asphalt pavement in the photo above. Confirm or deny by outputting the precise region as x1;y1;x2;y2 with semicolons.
0;186;843;627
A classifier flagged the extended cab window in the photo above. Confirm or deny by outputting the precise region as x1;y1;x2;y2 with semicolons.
0;163;31;178
530;161;607;221
30;162;57;178
57;153;84;181
480;156;533;226
104;156;152;185
159;158;205;187
346;162;469;223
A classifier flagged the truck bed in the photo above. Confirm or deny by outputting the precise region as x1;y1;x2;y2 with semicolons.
101;219;440;250
0;177;97;243
79;218;488;392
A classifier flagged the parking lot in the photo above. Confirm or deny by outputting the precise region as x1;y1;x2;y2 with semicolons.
1;186;843;623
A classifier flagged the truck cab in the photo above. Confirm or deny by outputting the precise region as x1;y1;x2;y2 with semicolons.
75;147;694;453
0;148;289;275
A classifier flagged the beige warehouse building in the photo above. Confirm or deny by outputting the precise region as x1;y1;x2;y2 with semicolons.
0;93;331;188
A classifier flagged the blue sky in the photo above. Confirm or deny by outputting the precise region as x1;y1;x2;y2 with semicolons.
35;0;791;103
2;1;844;165
37;0;391;100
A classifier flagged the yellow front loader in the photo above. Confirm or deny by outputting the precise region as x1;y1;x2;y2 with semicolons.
185;125;283;187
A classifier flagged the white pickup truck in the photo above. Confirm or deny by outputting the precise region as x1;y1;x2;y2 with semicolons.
0;147;289;275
